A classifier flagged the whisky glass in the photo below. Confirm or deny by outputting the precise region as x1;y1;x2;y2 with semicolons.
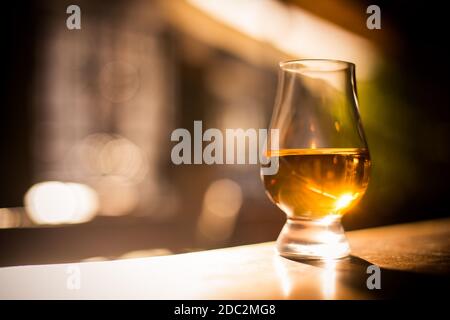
262;59;371;260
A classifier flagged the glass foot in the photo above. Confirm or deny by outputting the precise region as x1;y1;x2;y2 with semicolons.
276;217;350;260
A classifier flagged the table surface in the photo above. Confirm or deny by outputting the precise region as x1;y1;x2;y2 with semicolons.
1;218;449;299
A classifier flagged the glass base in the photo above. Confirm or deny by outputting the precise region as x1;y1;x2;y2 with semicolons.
276;217;350;260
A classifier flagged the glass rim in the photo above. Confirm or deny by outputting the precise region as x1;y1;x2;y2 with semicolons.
279;59;355;73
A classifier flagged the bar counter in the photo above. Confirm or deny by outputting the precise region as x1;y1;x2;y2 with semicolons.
1;218;449;299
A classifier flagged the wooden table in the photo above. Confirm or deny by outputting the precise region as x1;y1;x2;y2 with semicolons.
1;218;449;299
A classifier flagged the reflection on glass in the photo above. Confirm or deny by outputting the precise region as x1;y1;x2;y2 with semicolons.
262;59;371;259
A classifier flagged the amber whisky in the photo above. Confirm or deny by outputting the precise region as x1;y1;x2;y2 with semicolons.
262;148;370;219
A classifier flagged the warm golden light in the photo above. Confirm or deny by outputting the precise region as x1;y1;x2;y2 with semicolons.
197;179;243;242
320;260;337;299
187;0;377;79
334;193;355;211
0;208;21;229
24;181;98;225
71;133;148;216
74;133;148;183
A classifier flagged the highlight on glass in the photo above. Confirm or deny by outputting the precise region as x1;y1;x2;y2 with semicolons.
261;59;371;260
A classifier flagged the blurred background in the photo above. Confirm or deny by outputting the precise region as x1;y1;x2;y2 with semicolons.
0;0;449;266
